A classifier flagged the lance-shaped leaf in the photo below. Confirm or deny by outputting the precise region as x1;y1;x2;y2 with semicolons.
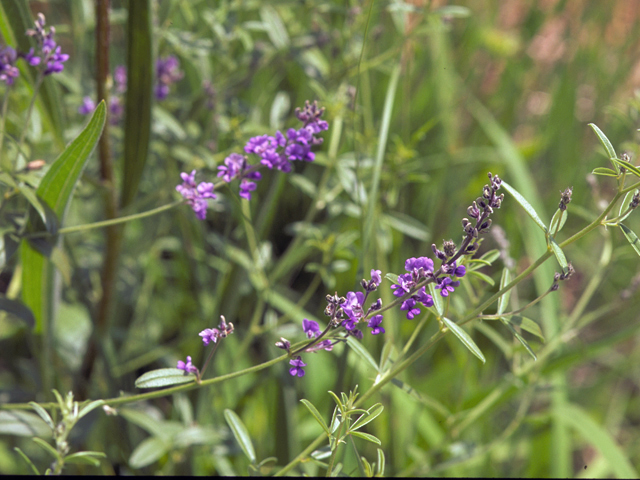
442;317;486;363
620;224;640;257
589;123;619;173
591;167;618;177
135;368;196;388
549;208;568;237
500;318;537;360
549;237;569;273
21;102;106;333
611;156;640;178
300;399;331;436
224;409;256;464
501;181;548;234
496;268;511;315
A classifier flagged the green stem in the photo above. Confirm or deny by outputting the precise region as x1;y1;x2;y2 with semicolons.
0;88;10;170
25;200;184;238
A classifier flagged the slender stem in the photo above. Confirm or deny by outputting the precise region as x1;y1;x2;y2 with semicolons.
0;88;11;170
25;200;184;238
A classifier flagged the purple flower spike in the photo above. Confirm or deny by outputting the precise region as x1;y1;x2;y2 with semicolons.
370;269;382;287
289;356;306;377
176;170;217;220
199;328;220;346
239;179;257;200
302;319;321;339
177;356;198;375
217;153;246;183
78;96;96;115
367;315;385;335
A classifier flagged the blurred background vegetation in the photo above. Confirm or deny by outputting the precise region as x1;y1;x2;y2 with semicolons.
1;0;640;475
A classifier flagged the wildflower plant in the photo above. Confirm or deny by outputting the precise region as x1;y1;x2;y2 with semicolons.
1;4;640;478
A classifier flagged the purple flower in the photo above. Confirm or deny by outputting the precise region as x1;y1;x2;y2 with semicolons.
155;55;183;100
217;153;246;183
177;356;198;374
239;179;257;200
370;269;382;287
341;291;365;324
451;263;466;277
0;47;19;85
109;97;124;124
391;273;414;297
25;14;68;76
199;328;219;346
400;298;421;320
114;65;127;93
367;315;385;335
415;287;434;307
22;47;41;66
436;277;460;297
302;319;321;339
289;356;306;377
78;96;95;115
176;170;216;220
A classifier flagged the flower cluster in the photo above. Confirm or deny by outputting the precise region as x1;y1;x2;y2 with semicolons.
25;13;69;75
155;56;183;100
175;170;216;220
0;13;67;86
177;101;329;219
280;173;505;379
277;269;383;377
177;316;234;377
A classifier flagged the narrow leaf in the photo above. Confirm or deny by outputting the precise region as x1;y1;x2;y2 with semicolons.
346;336;379;372
65;451;107;466
300;399;331;436
429;283;444;317
501;181;548;233
501;318;537;360
549;208;567;236
28;402;54;430
589;123;619;173
129;436;170;469
350;404;384;431
13;447;40;475
376;448;386;476
591;167;619;177
135;368;196;388
467;270;495;286
21;102;106;332
442;317;486;363
384;273;399;284
509;315;545;341
224;409;256;464
32;437;58;459
611;156;640;178
496;268;511;315
620;224;640;257
0;411;51;437
77;400;105;420
350;431;382;445
555;403;638;479
549;237;569;273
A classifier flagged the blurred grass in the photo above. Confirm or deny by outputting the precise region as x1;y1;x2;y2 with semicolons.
1;0;640;476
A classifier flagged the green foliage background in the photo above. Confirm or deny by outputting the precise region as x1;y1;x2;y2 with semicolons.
1;0;640;476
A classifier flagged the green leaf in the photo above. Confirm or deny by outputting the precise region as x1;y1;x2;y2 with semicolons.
346;336;380;372
349;431;382;445
501;181;548;233
31;437;58;460
129;436;170;469
620;224;640;257
21;102;106;333
0;411;51;437
0;296;35;328
28;402;54;430
549;208;567;236
442;317;486;363
350;404;384;431
376;448;386;476
134;368;196;388
224;409;256;464
382;212;430;241
384;273;399;284
589;123;619;173
555;403;638;479
549;237;569;273
13;447;40;475
619;190;638;221
300;399;331;436
429;283;444;317
121;0;152;207
496;268;511;315
467;270;495;286
77;400;105;420
509;315;545;341
500;318;537;360
591;167;619;177
611;156;640;178
65;451;107;466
